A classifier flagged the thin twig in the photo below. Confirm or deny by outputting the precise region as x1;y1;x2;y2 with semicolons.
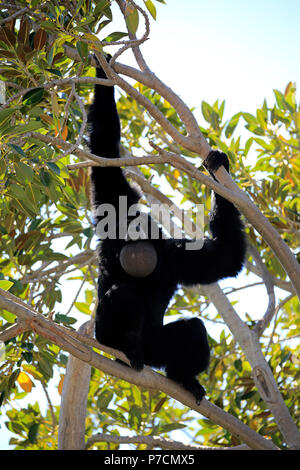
0;7;28;25
41;380;57;433
266;293;296;354
249;244;276;336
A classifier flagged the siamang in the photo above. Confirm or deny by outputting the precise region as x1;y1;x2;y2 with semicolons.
88;59;246;403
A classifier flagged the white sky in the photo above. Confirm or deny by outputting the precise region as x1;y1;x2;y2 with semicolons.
110;0;300;121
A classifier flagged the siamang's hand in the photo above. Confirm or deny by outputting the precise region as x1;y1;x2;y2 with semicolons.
203;150;230;176
94;53;112;79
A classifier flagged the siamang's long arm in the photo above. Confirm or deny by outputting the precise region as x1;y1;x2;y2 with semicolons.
88;61;139;212
174;151;246;285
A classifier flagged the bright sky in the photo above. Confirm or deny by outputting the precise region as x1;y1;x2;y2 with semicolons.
1;0;299;450
111;0;300;122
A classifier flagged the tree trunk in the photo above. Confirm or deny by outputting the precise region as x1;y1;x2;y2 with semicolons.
58;320;93;450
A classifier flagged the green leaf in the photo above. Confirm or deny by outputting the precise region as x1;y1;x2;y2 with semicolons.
219;100;225;120
125;6;139;35
40;21;56;31
244;137;253;156
40;169;51;186
15;162;34;184
9;144;27;157
234;359;243;372
37;355;53;379
273;89;285;109
28;423;39;444
22;88;45;106
201;101;213;123
214;138;228;154
243;112;265;135
103;31;128;42
144;0;157;19
94;0;111;17
46;161;60;175
97;390;114;411
79;16;96;26
55;314;77;325
24;185;41;214
83;227;93;238
1;121;44;137
0;108;18;128
284;81;296;110
0;280;14;291
242;112;257;126
46;68;62;77
75;302;91;315
225;112;241;138
160;422;186;433
0;309;16;323
8;183;26;200
256;109;267;129
76;41;89;63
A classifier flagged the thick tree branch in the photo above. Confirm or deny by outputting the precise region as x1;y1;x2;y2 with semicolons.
0;321;30;342
0;292;277;450
58;320;93;450
203;283;300;449
94;50;209;155
113;61;203;140
85;432;250;450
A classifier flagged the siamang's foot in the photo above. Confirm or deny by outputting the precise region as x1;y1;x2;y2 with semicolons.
169;375;206;405
193;383;206;405
115;358;130;368
124;349;144;372
115;354;144;371
203;150;230;175
129;356;144;372
182;378;206;405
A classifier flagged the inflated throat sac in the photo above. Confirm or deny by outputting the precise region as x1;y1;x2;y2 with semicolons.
120;241;158;278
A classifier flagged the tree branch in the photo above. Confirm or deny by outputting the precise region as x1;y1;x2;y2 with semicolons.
203;283;300;449
58;320;93;450
245;260;295;294
114;0;151;72
0;6;28;26
85;432;250;450
248;244;276;336
0;292;277;450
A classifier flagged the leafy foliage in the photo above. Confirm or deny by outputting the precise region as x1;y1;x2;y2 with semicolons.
0;0;299;450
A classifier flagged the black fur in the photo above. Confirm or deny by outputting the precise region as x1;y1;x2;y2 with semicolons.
88;63;246;404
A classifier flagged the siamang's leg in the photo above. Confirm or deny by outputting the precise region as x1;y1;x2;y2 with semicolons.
144;318;209;404
95;283;145;371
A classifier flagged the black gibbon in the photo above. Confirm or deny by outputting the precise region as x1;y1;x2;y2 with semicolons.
88;60;246;403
